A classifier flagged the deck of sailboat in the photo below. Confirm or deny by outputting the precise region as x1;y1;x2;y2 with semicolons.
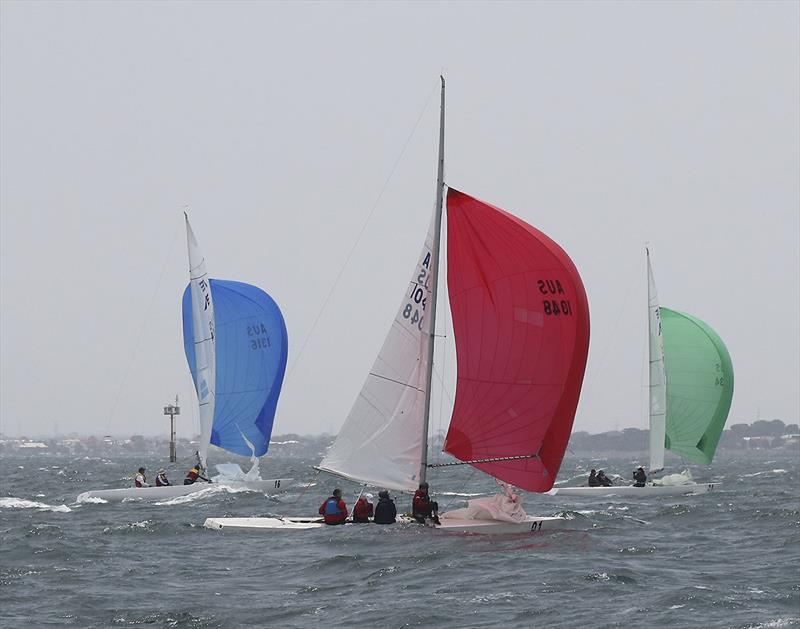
203;514;573;534
546;482;718;498
76;478;293;503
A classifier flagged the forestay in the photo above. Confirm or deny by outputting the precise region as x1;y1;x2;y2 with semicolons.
442;189;590;492
317;213;439;491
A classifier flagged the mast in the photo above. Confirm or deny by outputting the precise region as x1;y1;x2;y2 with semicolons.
419;76;446;484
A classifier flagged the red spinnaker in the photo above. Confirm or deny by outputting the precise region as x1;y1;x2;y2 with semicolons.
443;188;590;492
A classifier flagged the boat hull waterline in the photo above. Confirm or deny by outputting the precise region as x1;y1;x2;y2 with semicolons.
546;483;718;498
76;478;293;503
203;514;573;534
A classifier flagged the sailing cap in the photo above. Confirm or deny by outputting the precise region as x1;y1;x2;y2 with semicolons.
158;468;165;474
365;493;373;501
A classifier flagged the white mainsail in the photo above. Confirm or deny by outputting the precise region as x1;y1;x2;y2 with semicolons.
185;215;216;471
317;213;440;491
647;249;667;471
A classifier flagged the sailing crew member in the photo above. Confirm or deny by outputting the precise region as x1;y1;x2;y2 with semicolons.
134;467;148;488
373;490;397;525
155;469;170;487
588;469;600;487
633;467;647;487
596;470;613;487
319;488;348;525
352;493;374;523
412;482;440;524
183;464;209;485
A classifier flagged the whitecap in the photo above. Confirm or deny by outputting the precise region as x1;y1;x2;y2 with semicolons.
76;495;108;504
0;497;72;513
153;486;223;505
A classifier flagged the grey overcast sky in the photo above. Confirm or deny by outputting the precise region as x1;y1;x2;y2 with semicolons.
1;1;797;439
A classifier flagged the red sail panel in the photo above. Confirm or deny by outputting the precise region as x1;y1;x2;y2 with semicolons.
443;188;590;492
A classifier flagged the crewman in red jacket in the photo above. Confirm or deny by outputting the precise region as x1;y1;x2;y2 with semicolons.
412;482;439;524
319;488;348;525
352;493;374;523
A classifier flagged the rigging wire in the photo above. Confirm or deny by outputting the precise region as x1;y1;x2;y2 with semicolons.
285;78;441;381
106;219;182;432
577;254;643;429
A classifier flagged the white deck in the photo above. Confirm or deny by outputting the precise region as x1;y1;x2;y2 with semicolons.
76;478;293;503
546;482;718;498
203;514;573;534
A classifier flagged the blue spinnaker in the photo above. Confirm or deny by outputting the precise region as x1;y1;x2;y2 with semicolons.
182;279;288;457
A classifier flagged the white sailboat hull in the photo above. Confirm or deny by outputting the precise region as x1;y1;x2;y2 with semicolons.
76;478;293;503
203;514;572;534
546;482;718;498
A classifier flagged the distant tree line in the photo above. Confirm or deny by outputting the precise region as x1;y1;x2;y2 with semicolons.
567;419;799;453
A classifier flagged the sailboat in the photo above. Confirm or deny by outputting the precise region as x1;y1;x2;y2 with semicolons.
77;216;292;503
205;78;591;533
548;248;734;497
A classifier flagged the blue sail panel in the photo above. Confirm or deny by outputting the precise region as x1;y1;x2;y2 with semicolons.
182;279;288;457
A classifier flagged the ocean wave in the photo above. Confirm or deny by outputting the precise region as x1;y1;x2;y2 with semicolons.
0;497;72;513
75;495;108;504
102;520;154;534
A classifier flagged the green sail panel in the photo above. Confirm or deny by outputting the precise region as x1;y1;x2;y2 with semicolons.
661;308;734;464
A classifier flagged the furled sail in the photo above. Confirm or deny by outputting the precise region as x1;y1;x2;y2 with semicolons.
318;213;439;491
443;189;590;492
647;250;667;471
184;216;216;469
661;308;733;464
182;279;288;458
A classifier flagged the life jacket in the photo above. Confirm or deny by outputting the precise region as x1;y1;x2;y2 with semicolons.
155;474;169;487
324;498;343;517
134;473;146;488
186;468;199;482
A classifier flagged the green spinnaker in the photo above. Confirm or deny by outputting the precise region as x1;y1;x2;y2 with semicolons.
661;308;734;464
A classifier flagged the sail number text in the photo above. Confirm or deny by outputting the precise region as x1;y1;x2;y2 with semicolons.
248;322;271;350
715;363;726;387
403;251;432;331
538;279;573;316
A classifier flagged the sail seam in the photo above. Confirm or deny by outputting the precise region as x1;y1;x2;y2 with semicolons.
368;372;425;392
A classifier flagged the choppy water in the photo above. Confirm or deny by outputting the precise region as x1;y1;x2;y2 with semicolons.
1;444;798;628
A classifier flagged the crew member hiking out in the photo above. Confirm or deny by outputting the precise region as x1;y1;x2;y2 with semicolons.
319;488;348;525
633;467;647;487
588;469;600;487
412;482;439;524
